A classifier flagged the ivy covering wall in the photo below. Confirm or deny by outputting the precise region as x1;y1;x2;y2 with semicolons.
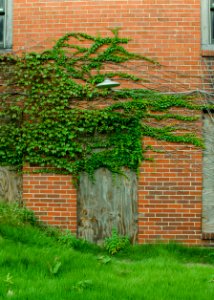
0;31;210;180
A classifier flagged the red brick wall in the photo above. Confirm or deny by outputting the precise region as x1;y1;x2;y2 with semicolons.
138;138;203;245
13;0;203;91
23;167;77;233
22;140;212;245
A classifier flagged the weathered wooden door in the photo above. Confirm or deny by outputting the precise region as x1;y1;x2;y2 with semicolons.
77;168;138;244
202;114;214;233
0;167;22;203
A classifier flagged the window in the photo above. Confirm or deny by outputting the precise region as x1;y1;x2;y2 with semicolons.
0;0;12;50
201;0;214;50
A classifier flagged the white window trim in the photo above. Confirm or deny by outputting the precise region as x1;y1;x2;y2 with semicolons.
0;0;13;51
201;0;214;50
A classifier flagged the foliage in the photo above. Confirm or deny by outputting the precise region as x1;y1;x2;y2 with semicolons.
0;203;37;226
48;257;62;276
0;202;100;253
97;255;112;264
104;228;130;255
56;229;96;252
0;211;214;300
72;280;93;292
0;31;210;178
1;205;214;299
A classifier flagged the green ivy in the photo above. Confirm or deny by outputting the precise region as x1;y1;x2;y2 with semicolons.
0;31;210;179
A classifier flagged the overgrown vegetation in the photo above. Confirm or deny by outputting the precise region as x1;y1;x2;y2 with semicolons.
104;228;130;255
1;203;214;300
0;31;211;178
0;203;37;226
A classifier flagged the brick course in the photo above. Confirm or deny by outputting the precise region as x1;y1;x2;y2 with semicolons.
23;167;77;233
138;137;204;245
13;0;205;92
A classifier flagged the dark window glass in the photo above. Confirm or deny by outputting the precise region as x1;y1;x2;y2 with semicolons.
0;0;4;46
0;16;3;43
212;13;214;42
211;0;214;43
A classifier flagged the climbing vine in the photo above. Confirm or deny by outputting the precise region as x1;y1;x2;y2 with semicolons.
0;31;211;178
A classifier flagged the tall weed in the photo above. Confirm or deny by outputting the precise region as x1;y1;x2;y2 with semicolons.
104;228;130;255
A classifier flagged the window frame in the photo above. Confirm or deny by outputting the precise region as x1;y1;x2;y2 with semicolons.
0;0;13;51
201;0;214;50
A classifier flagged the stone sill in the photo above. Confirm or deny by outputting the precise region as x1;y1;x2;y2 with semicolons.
0;49;13;54
201;50;214;57
202;233;214;240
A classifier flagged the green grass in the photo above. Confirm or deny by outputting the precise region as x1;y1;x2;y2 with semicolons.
1;203;214;299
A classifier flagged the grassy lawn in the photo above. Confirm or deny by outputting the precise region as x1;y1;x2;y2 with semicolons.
1;204;214;299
